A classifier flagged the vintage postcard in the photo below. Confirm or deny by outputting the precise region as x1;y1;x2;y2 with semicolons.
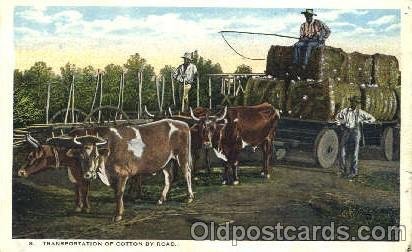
0;0;411;251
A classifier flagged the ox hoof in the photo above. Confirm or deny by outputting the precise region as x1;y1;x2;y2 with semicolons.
222;180;228;185
112;215;122;222
157;199;164;205
260;172;265;177
233;180;239;185
266;174;271;179
75;207;82;213
187;197;194;204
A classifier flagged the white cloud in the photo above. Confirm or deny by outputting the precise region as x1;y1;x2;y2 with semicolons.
328;22;357;28
384;23;400;32
317;9;368;22
338;27;376;37
367;15;395;26
17;7;52;24
14;27;43;37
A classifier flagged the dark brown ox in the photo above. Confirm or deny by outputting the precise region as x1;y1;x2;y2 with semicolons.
191;103;280;185
17;134;106;212
70;119;194;222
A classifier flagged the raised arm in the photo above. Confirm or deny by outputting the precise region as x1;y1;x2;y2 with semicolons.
320;20;331;40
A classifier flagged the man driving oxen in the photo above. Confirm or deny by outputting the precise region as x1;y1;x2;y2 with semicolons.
292;9;331;70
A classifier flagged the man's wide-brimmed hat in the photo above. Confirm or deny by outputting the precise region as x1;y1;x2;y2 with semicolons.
301;9;317;16
181;52;192;61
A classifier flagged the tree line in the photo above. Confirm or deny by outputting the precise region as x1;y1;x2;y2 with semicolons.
13;53;252;128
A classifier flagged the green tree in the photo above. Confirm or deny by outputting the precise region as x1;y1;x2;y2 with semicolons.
13;62;56;126
103;64;123;108
234;64;252;74
159;65;177;110
75;65;96;113
191;53;223;108
123;53;156;111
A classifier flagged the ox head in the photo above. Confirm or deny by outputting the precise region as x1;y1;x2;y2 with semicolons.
17;135;76;177
190;106;227;148
66;135;107;180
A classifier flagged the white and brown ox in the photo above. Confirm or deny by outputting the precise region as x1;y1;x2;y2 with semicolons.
144;106;214;175
69;119;194;222
17;134;106;213
190;103;280;185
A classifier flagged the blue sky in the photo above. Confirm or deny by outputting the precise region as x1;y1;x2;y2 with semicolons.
14;6;401;72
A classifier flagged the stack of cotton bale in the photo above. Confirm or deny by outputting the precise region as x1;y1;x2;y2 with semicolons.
344;52;374;85
372;53;400;87
303;46;347;81
243;77;287;112
285;78;361;121
266;46;294;78
361;86;398;121
265;45;401;122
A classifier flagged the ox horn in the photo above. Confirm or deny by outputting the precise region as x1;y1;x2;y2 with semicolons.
144;105;155;118
189;107;200;121
216;106;227;122
74;135;107;146
46;136;79;148
26;134;40;148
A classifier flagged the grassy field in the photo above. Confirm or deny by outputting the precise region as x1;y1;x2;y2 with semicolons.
12;147;399;240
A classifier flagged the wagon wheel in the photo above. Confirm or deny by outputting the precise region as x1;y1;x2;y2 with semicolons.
84;105;130;123
381;127;394;161
313;128;339;169
49;108;88;124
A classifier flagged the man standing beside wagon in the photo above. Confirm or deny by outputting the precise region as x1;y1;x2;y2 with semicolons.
335;96;376;180
173;52;198;112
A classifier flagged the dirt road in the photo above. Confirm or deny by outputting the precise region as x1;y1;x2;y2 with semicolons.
13;150;399;240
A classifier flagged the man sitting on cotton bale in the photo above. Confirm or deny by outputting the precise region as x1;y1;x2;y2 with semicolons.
335;96;375;180
292;9;331;70
173;52;198;112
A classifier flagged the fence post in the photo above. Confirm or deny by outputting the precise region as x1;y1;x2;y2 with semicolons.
209;77;212;109
98;72;103;123
197;75;200;107
64;78;73;124
156;76;161;112
171;72;176;106
161;75;165;110
138;71;143;119
71;75;75;123
46;81;50;124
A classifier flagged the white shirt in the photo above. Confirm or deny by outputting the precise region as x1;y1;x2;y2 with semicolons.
335;108;376;129
173;63;198;85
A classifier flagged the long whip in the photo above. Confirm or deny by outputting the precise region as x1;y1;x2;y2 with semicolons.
219;30;299;61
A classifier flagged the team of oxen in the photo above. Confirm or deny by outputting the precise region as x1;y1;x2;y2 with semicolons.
17;103;280;222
